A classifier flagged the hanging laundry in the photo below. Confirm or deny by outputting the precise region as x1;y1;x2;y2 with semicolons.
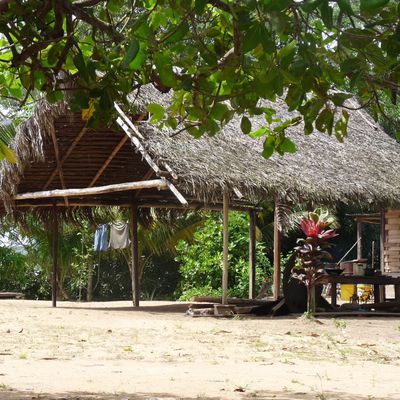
94;224;109;252
109;222;130;249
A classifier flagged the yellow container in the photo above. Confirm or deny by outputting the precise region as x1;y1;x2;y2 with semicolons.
341;284;356;301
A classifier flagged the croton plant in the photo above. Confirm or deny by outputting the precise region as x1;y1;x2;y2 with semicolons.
292;210;338;315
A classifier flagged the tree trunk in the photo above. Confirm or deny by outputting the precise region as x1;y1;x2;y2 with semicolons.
87;264;93;302
307;285;316;315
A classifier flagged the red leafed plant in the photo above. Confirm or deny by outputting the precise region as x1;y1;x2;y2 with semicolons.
292;210;338;315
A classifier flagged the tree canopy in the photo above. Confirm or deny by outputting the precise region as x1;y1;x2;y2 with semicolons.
0;0;399;158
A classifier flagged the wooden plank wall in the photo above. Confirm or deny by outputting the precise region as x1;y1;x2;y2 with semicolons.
384;209;400;275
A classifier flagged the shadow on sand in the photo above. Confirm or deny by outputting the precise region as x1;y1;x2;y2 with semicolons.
0;388;391;400
57;302;191;314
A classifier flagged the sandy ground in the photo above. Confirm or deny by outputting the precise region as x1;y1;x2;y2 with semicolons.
0;300;400;400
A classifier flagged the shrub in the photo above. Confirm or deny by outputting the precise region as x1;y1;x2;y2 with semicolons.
176;212;272;300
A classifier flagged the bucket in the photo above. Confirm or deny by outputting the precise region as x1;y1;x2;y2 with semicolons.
353;263;366;276
340;261;354;276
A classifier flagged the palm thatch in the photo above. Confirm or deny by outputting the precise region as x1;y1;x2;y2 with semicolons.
135;88;400;207
0;85;400;217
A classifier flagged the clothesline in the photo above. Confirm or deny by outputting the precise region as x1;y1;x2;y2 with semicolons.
94;222;131;251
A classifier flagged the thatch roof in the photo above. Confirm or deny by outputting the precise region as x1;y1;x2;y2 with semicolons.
1;85;400;214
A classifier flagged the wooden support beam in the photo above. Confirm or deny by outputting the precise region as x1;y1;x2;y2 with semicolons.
249;209;256;299
131;203;140;307
89;113;148;188
14;179;168;201
222;189;229;305
51;208;59;308
133;168;155;198
43;126;88;190
115;115;188;206
381;209;385;273
357;221;363;260
273;202;281;301
49;124;69;206
89;135;129;187
14;200;261;213
380;209;386;302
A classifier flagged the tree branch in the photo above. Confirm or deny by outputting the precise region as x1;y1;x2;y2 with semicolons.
68;1;124;43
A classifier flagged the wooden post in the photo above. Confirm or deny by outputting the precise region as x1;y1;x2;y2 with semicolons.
380;209;386;302
273;203;281;301
249;210;256;299
222;190;229;305
51;207;59;308
380;210;385;273
131;204;140;307
356;221;363;260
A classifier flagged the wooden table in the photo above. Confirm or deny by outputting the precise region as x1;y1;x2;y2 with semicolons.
326;275;400;307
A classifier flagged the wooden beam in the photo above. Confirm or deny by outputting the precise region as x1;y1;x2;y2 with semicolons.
13;200;261;212
14;179;168;201
88;113;148;188
357;221;363;260
381;209;386;273
43;126;88;190
131;203;140;307
222;189;229;305
380;209;386;302
89;135;129;187
133;168;155;198
249;210;256;299
115;115;188;206
49;124;69;206
273;202;281;301
51;208;59;308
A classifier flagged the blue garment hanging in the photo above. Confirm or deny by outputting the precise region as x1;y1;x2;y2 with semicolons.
94;224;109;252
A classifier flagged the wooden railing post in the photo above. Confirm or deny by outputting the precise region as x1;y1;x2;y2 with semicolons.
222;190;229;305
131;204;140;307
249;210;256;299
51;206;59;308
273;203;281;301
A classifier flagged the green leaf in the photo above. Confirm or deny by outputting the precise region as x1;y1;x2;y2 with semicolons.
242;24;262;53
335;110;349;142
395;131;400;141
46;90;64;104
240;116;252;135
147;103;165;123
301;0;323;12
108;0;124;13
360;0;389;12
164;22;189;44
73;53;89;82
315;107;334;134
211;103;229;122
33;70;46;90
280;137;296;154
262;136;275;159
331;92;352;106
262;0;291;12
47;43;61;66
123;39;140;68
336;0;354;14
0;140;16;163
128;47;146;70
319;2;333;29
249;127;268;139
195;0;208;13
154;53;177;87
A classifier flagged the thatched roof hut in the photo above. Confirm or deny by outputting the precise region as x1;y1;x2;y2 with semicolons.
1;85;400;308
1;88;400;213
